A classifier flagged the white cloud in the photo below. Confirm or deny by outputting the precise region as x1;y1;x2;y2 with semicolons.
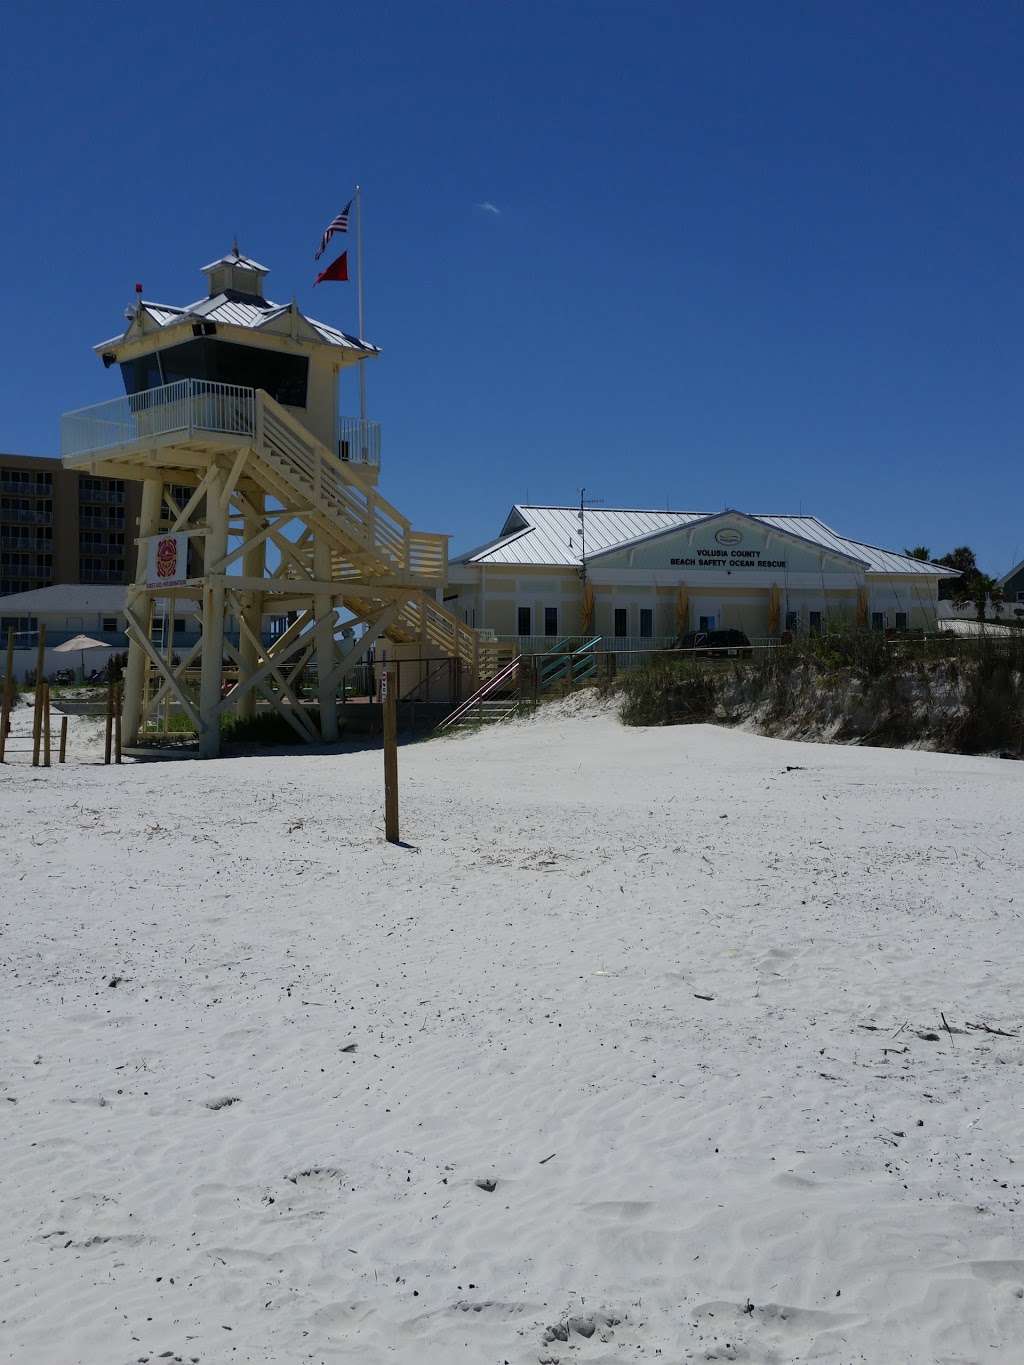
476;201;501;216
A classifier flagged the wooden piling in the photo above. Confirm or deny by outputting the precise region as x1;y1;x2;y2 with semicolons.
59;715;68;764
42;683;51;767
382;667;399;845
31;624;46;766
0;626;13;763
114;683;122;764
104;676;114;765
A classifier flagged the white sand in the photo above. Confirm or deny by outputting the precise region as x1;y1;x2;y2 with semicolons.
2;697;1024;1363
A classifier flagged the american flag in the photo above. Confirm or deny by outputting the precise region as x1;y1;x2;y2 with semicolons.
315;199;352;259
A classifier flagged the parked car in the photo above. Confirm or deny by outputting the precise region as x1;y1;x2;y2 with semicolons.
675;628;753;659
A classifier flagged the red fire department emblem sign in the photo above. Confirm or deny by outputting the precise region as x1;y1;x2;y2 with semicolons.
155;536;179;579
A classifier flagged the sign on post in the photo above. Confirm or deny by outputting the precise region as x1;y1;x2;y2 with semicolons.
146;533;189;587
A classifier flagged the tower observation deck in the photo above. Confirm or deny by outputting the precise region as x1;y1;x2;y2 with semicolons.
61;247;485;756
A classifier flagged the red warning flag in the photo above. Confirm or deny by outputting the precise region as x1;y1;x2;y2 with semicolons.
314;250;348;285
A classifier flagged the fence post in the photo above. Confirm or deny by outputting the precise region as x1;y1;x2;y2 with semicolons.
0;626;13;762
104;677;114;765
59;715;68;764
382;666;399;845
31;624;47;766
115;683;123;764
42;683;51;767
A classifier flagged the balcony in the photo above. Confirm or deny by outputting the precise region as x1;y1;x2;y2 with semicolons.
0;507;52;525
337;415;381;468
78;487;125;504
0;480;53;498
0;534;53;551
61;378;257;461
79;513;126;530
62;378;382;475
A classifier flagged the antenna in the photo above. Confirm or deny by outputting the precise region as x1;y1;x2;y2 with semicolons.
576;486;604;581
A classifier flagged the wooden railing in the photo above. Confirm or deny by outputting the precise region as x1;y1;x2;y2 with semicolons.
257;394;447;584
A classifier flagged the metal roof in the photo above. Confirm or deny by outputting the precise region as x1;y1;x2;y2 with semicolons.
0;583;126;612
107;295;379;355
454;505;955;577
95;248;379;355
201;252;268;272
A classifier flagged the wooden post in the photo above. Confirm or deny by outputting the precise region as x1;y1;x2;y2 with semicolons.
122;477;163;746
198;465;228;759
382;666;399;845
31;624;46;766
59;715;68;764
42;683;51;767
104;676;114;765
115;683;123;764
0;626;13;763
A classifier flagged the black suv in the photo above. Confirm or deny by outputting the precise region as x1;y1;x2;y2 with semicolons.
676;628;753;658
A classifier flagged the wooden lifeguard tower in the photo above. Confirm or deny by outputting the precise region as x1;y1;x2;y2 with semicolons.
61;248;483;756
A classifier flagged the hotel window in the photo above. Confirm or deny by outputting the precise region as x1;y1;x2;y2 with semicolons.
544;606;558;637
517;606;531;636
639;607;653;638
871;612;885;631
809;611;822;635
614;608;628;638
895;612;908;631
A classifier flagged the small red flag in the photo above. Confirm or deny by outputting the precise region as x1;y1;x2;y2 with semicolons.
314;250;348;285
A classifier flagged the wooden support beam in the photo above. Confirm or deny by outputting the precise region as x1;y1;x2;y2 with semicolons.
314;536;339;741
123;605;202;730
214;617;316;712
220;446;250;510
198;464;228;758
171;465;218;533
122;478;164;745
222;638;319;743
139;638;203;724
322;603;400;695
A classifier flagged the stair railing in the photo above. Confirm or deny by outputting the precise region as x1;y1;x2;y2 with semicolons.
437;655;521;730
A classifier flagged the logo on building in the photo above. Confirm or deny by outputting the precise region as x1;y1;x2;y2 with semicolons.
715;528;742;546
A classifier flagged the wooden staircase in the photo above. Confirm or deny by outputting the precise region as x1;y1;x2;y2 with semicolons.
247;391;489;678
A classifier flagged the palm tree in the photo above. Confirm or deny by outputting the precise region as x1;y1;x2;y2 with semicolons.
904;545;931;561
953;572;1005;623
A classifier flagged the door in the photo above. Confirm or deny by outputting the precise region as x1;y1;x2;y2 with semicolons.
614;607;628;638
544;606;558;637
517;606;531;637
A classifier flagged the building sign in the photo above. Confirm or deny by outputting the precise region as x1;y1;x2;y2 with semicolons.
715;528;742;546
146;533;189;586
671;547;787;569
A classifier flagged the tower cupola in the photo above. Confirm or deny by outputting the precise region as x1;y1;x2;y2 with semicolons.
201;245;269;300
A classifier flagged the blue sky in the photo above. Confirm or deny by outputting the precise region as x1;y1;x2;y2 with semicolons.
2;0;1021;572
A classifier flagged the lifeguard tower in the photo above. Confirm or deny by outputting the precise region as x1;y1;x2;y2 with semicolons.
60;247;483;756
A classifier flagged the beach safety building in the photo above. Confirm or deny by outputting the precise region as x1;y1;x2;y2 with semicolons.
447;506;951;642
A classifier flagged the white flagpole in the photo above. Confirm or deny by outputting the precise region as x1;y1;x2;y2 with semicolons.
356;183;367;424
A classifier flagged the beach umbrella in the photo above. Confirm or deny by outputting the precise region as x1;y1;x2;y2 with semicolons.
53;633;110;681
